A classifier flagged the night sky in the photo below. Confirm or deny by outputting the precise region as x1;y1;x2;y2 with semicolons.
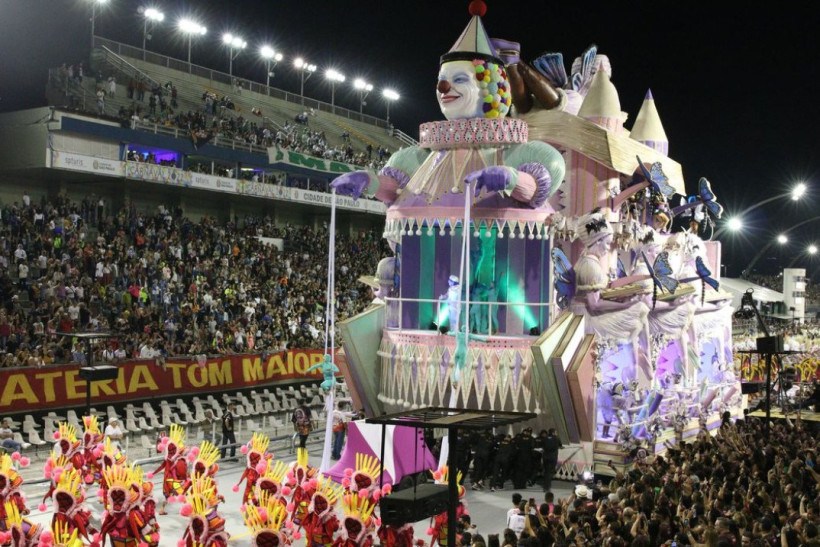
1;1;818;277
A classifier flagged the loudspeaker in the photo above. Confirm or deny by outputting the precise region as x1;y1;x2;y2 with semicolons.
756;336;783;354
741;382;763;395
79;366;119;382
380;483;449;526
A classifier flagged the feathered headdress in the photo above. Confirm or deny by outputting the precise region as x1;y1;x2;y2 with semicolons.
340;493;376;544
54;467;83;507
43;520;84;547
256;460;289;498
431;465;465;498
309;476;343;519
191;440;220;477
2;500;41;545
242;432;270;469
102;465;139;512
288;447;317;487
44;451;70;482
82;415;100;435
0;454;23;493
56;423;78;444
100;437;126;468
245;495;296;547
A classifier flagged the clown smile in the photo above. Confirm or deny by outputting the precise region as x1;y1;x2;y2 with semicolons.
440;94;461;103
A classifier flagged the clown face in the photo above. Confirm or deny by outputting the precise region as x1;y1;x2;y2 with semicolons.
437;61;483;120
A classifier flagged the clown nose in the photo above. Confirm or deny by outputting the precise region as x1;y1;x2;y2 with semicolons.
437;80;451;94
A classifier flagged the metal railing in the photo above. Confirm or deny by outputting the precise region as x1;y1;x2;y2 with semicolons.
94;35;392;131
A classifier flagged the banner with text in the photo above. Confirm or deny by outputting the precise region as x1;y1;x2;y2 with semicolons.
268;147;363;176
51;151;125;177
0;350;333;414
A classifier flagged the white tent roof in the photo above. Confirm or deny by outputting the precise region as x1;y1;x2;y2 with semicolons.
720;277;784;303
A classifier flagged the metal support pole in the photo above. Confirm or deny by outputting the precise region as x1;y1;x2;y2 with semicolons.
765;352;772;439
187;37;192;72
142;19;148;60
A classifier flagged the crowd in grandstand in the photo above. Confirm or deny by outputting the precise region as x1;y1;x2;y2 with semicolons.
0;192;387;366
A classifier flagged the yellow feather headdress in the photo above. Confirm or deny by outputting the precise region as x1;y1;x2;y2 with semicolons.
168;423;186;449
51;519;84;547
57;422;78;443
355;453;382;480
244;494;288;533
82;415;100;434
185;474;218;514
55;467;83;499
341;492;376;522
193;440;220;474
250;432;270;454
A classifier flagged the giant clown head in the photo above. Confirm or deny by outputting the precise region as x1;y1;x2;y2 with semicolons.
437;5;511;120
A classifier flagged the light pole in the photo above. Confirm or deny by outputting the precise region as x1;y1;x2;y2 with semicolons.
178;18;207;72
140;7;165;60
715;182;809;238
382;88;399;124
293;58;317;105
260;46;283;89
90;0;108;48
222;33;247;78
325;69;345;112
353;78;373;115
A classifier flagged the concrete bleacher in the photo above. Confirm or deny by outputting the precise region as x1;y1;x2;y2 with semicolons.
86;43;408;158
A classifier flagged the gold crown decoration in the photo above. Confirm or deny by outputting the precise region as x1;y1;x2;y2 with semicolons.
194;440;221;472
82;415;100;434
55;467;83;499
250;432;270;454
314;476;343;506
244;494;288;533
52;519;83;547
186;474;218;515
261;460;289;484
57;422;78;443
355;453;382;480
168;423;186;449
341;492;376;522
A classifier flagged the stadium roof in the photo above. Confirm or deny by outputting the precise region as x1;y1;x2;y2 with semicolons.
720;277;784;303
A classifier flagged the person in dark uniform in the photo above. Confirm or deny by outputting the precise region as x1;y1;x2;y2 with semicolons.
470;430;492;490
491;435;513;491
221;401;237;460
540;428;562;493
512;428;534;489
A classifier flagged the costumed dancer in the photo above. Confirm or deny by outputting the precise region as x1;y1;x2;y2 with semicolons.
252;460;289;508
427;467;466;547
332;494;376;547
147;424;188;515
47;468;95;541
80;417;103;487
37;521;86;547
340;454;391;507
243;496;299;547
181;440;220;496
301;477;342;547
232;433;272;506
0;453;31;534
305;354;339;392
284;448;318;526
96;439;127;511
52;425;84;475
131;467;159;547
179;475;228;547
0;502;41;547
95;465;144;547
41;452;71;510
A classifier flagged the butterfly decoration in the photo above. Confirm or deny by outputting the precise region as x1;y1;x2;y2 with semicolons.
531;51;568;88
532;44;598;92
680;256;719;305
551;247;576;310
637;156;676;199
641;250;678;308
616;257;627;279
672;177;724;219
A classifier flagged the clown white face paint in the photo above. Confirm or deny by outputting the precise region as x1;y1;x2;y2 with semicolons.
437;60;482;120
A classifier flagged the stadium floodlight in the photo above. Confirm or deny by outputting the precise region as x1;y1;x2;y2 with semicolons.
178;18;207;69
293;58;317;104
725;217;743;233
777;234;788;244
382;88;400;122
90;0;109;48
354;79;374;114
140;7;165;59
792;182;808;201
325;69;346;110
222;33;247;77
809;244;818;255
260;46;283;88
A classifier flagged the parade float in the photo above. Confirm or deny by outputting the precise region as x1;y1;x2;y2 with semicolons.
333;0;741;477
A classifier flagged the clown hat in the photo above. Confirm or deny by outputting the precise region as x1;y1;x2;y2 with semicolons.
441;1;502;66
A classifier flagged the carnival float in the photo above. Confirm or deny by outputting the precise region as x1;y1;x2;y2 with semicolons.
333;0;741;477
